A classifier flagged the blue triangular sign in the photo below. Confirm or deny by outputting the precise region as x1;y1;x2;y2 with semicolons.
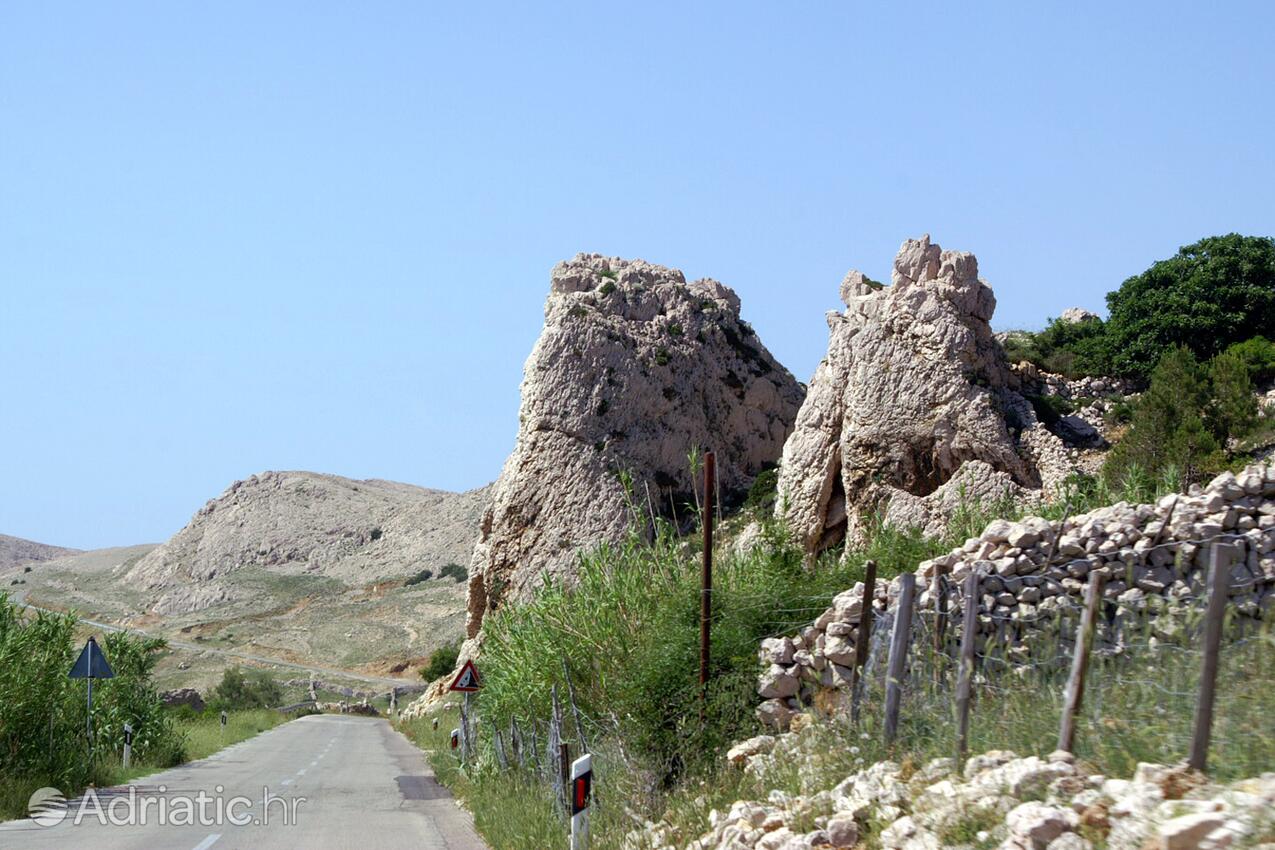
68;637;115;680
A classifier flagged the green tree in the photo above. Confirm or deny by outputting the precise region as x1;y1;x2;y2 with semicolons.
1104;346;1220;486
1102;234;1275;378
420;642;460;681
1208;350;1259;444
1224;336;1275;385
210;666;283;710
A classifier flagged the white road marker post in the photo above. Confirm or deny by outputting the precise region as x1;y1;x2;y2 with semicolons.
219;710;227;742
122;722;134;770
569;753;592;850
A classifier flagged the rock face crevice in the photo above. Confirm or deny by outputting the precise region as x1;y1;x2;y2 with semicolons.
777;236;1072;551
465;253;806;637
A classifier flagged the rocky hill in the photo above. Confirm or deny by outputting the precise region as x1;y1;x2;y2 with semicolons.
465;253;805;638
126;471;489;615
0;533;80;570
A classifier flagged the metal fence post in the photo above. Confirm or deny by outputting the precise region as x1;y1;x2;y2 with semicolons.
883;573;917;745
1057;572;1105;753
1189;542;1230;772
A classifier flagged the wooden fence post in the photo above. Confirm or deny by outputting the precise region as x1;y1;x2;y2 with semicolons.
955;569;980;760
932;571;948;686
1057;572;1106;753
1189;542;1229;772
559;742;571;814
883;573;917;745
849;559;878;723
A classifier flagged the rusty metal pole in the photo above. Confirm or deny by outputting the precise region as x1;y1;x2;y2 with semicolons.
699;451;715;715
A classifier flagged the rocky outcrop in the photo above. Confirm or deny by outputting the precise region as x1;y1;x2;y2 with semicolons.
756;464;1275;730
126;471;490;613
776;236;1073;552
465;254;805;637
1059;307;1100;324
638;743;1274;850
160;688;205;712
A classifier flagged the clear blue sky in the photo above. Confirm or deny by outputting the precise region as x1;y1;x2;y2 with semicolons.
2;3;1272;549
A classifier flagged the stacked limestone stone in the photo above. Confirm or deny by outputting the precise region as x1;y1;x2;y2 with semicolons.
756;464;1275;731
629;740;1275;850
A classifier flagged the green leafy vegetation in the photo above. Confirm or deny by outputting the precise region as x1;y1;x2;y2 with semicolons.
404;568;433;586
1003;315;1112;378
0;596;287;820
1003;234;1275;380
1104;345;1267;488
1103;234;1275;378
439;562;468;583
209;665;284;711
421;641;461;681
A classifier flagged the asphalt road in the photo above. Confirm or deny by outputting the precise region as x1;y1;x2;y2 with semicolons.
0;715;485;850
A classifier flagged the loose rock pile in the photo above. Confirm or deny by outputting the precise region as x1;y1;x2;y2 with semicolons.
632;740;1275;850
757;464;1275;731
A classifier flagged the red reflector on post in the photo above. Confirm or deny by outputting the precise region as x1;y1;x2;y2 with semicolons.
571;771;592;815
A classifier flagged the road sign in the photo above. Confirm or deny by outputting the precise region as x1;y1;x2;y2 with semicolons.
68;637;114;680
448;660;481;693
220;711;228;728
123;723;134;769
570;754;592;850
67;637;114;757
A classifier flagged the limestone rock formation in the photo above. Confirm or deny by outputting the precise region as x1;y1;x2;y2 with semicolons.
126;471;490;613
776;235;1072;551
1059;306;1100;324
465;253;805;636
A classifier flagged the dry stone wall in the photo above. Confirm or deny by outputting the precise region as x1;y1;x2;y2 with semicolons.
757;464;1275;731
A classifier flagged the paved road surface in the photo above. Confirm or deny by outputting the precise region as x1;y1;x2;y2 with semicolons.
0;715;485;850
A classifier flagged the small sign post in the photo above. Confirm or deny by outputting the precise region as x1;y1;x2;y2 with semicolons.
449;660;481;763
67;637;115;767
219;710;228;741
569;753;592;850
449;729;460;751
122;723;134;770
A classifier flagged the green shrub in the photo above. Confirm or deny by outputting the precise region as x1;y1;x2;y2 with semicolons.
404;568;433;586
1003;317;1112;379
1224;336;1275;384
743;467;779;515
209;666;283;711
1104;346;1223;488
421;642;461;681
1025;393;1074;426
439;563;468;583
1102;234;1275;378
1208;350;1259;444
0;596;184;810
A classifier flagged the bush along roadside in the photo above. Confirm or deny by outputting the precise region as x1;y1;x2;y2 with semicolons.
0;595;286;821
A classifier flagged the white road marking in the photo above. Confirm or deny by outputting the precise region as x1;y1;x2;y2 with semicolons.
192;834;222;850
296;768;306;776
310;760;318;766
280;778;294;786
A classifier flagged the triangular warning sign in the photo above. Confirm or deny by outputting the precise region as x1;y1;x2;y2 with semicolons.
448;659;481;692
68;637;115;680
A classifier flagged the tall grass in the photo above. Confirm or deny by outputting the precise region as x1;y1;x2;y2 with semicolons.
404;466;1217;849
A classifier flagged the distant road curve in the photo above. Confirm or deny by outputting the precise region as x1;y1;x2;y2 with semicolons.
11;592;421;692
